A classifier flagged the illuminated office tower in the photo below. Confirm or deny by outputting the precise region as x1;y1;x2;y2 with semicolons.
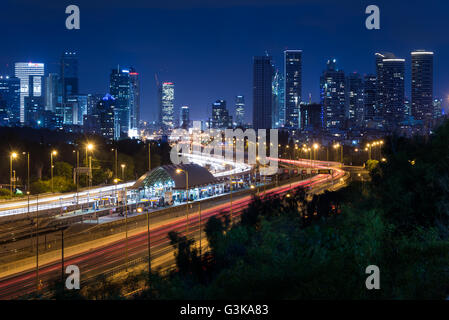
234;95;245;127
320;58;346;130
45;73;59;112
411;50;434;123
14;62;45;123
363;74;377;122
346;72;364;127
60;52;78;100
284;50;302;129
110;67;131;138
272;70;284;128
158;82;175;132
0;76;20;124
211;100;232;129
375;53;405;129
253;55;274;130
128;68;140;132
180;105;190;129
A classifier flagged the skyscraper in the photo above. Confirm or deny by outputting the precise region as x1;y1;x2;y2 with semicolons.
284;50;302;129
253;55;273;130
0;76;20;124
320;59;346;130
180;105;190;129
272;69;284;128
411;50;434;123
234;95;245;127
60;52;79;101
129;68;140;132
363;74;377;122
299;103;324;132
110;68;131;137
45;73;59;113
159;82;175;132
346;72;364;127
376;53;405;129
211;100;232;129
14;62;45;123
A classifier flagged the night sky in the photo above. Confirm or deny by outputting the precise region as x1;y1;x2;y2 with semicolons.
1;0;448;123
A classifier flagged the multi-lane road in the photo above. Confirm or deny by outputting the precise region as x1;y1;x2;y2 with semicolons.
0;158;346;299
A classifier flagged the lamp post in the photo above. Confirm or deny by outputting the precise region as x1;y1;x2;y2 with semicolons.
86;143;94;188
125;186;128;271
36;193;39;291
176;168;189;236
10;152;17;195
198;201;202;256
22;152;30;193
121;163;126;181
229;173;233;225
313;143;319;167
111;148;118;181
333;143;343;167
147;207;151;276
51;150;57;193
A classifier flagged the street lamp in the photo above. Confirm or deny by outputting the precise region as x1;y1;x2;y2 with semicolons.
176;168;189;236
10;152;17;195
22;152;30;193
51;150;57;193
313;143;319;167
121;163;126;181
333;143;343;166
86;143;94;188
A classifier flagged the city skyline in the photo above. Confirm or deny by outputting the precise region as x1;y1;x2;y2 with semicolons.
0;0;448;123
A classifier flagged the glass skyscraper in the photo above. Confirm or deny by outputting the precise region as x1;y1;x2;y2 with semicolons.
346;72;364;127
14;62;45;123
0;76;20;124
376;53;405;130
159;82;175;132
411;50;434;123
110;68;131;138
129;68;140;132
320;59;346;130
253;55;273;130
284;50;302;129
363;74;377;122
234;95;245;127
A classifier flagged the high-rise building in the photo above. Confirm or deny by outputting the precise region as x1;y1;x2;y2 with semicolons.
376;53;405;129
60;52;79;100
14;62;45;123
180;105;190;129
299;103;324;132
411;50;434;123
234;95;245;127
363;74;377;122
211;100;232;129
433;98;443;119
158;82;175;132
84;94;116;141
346;72;364;127
110;68;131;137
45;73;59;112
0;76;20;125
284;50;302;129
320;59;346;130
24;96;45;127
129;68;140;131
253;55;273;130
272;69;284;128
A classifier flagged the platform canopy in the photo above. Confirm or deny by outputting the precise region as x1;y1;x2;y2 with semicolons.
130;163;217;190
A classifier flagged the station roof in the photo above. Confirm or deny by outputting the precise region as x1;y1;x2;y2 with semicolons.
130;163;217;190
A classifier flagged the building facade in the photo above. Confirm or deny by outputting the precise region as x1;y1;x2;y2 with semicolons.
253;56;273;130
284;50;302;129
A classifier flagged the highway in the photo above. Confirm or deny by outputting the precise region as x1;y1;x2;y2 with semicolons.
0;160;346;299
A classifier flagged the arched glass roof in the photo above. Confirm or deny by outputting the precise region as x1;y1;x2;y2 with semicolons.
131;163;217;190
